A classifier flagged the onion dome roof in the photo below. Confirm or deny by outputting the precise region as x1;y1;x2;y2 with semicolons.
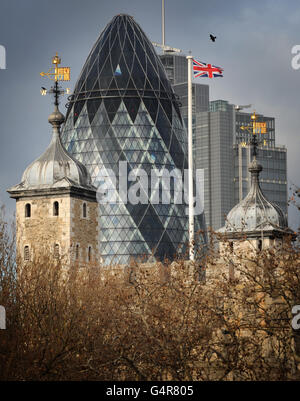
219;157;288;236
9;106;95;193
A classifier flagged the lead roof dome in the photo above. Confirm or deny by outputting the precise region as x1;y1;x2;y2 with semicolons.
9;106;94;192
219;158;288;236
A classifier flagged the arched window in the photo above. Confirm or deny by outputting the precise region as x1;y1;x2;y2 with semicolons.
83;202;87;218
54;243;60;259
53;201;59;216
25;203;31;218
75;244;79;260
88;246;92;262
24;246;30;261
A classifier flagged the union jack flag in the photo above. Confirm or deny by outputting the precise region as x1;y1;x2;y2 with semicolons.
193;59;223;78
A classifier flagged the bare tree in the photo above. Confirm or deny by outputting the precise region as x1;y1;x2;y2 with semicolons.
0;203;299;381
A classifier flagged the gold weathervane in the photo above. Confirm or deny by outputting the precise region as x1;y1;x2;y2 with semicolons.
40;52;70;82
240;111;268;148
40;53;71;97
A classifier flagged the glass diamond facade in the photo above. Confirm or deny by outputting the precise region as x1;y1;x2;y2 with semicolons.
61;14;206;265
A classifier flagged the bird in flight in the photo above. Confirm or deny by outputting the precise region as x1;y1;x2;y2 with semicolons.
210;34;217;42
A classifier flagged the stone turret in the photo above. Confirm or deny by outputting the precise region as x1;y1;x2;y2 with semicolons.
218;155;294;253
8;77;99;266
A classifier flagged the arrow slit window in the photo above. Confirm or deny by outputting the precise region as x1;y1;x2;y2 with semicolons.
53;201;59;216
25;203;31;218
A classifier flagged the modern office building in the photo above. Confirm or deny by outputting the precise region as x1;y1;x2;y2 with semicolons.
61;15;206;265
200;100;288;230
159;56;235;230
160;53;209;117
195;104;235;231
159;54;210;172
210;100;287;216
159;53;189;85
159;52;288;231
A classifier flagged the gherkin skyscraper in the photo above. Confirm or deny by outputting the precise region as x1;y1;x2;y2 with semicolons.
62;14;206;265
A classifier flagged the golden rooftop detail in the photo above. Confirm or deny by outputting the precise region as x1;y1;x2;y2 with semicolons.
40;52;70;82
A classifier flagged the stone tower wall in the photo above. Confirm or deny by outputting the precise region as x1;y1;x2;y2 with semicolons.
70;197;99;266
16;194;98;267
16;195;71;263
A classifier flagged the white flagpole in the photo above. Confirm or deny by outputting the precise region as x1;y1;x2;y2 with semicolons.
186;55;194;261
162;0;165;48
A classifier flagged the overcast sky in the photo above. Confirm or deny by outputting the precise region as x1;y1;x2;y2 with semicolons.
0;0;299;228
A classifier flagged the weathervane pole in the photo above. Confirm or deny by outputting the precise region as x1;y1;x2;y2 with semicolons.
251;111;258;159
40;52;71;107
187;55;194;261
